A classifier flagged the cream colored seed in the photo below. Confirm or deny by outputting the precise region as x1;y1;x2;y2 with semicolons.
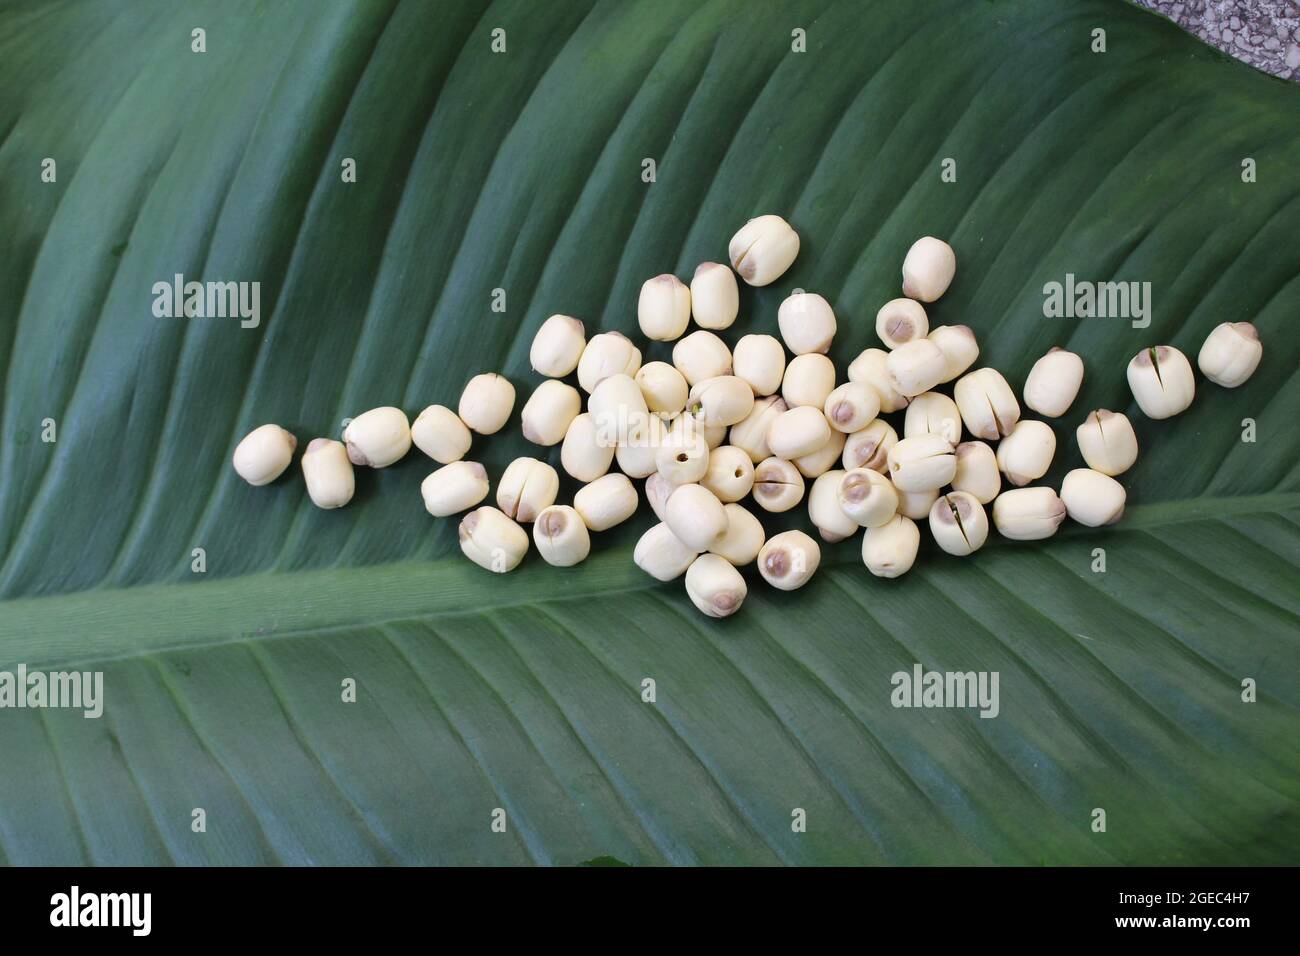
1198;322;1262;388
645;472;677;522
701;445;755;503
574;472;639;531
733;334;786;396
954;367;1020;440
634;522;699;581
793;428;845;478
757;530;821;591
577;331;642;394
685;553;747;618
887;433;956;492
782;353;836;409
638;273;691;341
589;372;648;446
496;457;559;523
301;438;354;509
927;325;979;382
458;506;529;573
809;470;858;543
730;395;787;462
520;379;582;447
673;330;733;386
841;419;898;472
847;348;909;412
411;404;472;463
634;361;688;416
709;503;766;565
702;423;727;448
896;487;939;520
690;262;739;330
1075;409;1138;476
901;236;956;302
951;440;1000;503
560;412;614;482
665;483;728;551
728;214;799;287
876;298;929;349
615;412;668;478
862;515;920;578
1127;346;1195;419
824;382;880;434
533;505;590;567
928;491;988;556
232;423;296;486
751;457;805;513
995;420;1056;487
530;314;586;377
766;405;832;459
458;373;516;435
885;339;948;397
777;292;836;355
1023;347;1083;418
903;391;961;444
422;461;490;517
656;419;710;484
1060;468;1126;527
343;407;411;467
837;467;899;528
991;487;1066;540
687;375;755;428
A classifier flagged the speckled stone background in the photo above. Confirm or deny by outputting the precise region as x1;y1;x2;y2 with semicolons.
1137;0;1300;79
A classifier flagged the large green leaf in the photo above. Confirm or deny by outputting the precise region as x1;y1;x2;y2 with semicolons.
0;0;1296;865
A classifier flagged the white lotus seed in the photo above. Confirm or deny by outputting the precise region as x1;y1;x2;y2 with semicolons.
709;503;765;565
589;372;649;446
638;273;691;341
848;348;909;412
928;491;988;556
615;412;668;478
1060;468;1126;527
729;395;787;462
520;379;582;447
701;445;755;502
951;440;1000;503
809;470;858;543
690;262;739;330
876;298;929;349
757;530;821;591
782;353;837;409
634;522;699;581
530;314;586;377
793;428;845;478
655;418;710;484
232;423;296;486
673;330;733;386
885;339;948;398
903;391;962;443
577;331;642;394
687;375;755;427
1198;322;1262;388
685;553;748;618
411;404;472;463
751;457;805;513
1127;346;1195;419
841;419;898;472
901;236;956;302
837;467;899;528
1075;409;1138;476
823;382;880;434
728;214;799;287
533;505;591;567
862;515;920;578
422;461;490;517
343;407;411;467
1023;347;1083;418
301;438;354;509
458;373;516;435
635;361;688;416
995;419;1056;487
777;292;836;355
927;325;979;382
702;422;727;448
560;412;614;482
496;457;559;522
766;405;832;460
573;472;639;531
887;433;956;492
458;506;529;573
645;472;677;522
896;487;939;520
954;367;1021;440
991;487;1066;540
665;483;728;551
732;333;786;396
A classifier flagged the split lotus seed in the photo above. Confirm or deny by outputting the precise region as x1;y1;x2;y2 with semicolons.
685;553;748;618
1127;346;1195;420
751;457;805;512
496;457;559;522
728;214;799;287
954;367;1020;440
928;491;988;556
887;433;956;492
1075;409;1138;476
343;406;411;467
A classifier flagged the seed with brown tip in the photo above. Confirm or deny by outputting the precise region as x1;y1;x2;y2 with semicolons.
751;457;805;513
533;505;590;567
928;491;988;556
757;530;821;591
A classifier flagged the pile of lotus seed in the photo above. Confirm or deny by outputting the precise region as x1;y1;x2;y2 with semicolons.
232;215;1264;618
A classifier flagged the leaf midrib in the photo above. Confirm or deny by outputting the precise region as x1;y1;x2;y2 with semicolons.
2;492;1294;670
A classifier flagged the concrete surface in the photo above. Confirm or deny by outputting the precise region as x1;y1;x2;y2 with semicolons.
1137;0;1300;80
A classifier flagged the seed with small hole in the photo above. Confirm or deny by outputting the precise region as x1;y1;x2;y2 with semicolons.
655;418;710;484
701;445;755;502
533;505;590;567
233;423;297;486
